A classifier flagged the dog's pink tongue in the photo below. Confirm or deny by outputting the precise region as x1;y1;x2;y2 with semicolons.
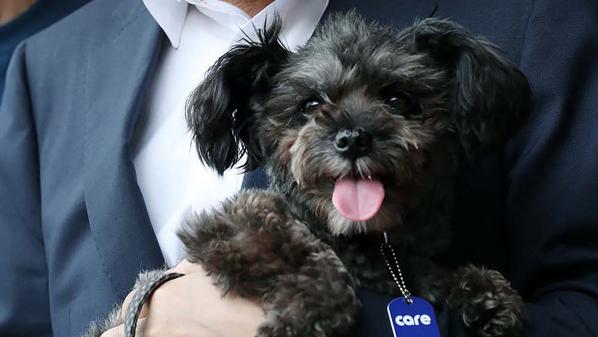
332;178;385;221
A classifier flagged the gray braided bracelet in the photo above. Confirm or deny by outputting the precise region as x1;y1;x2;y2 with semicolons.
124;272;185;337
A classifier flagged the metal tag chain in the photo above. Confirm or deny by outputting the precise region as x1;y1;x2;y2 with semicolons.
380;232;413;304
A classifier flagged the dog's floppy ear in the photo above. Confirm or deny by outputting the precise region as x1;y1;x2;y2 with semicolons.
411;18;531;157
186;18;290;175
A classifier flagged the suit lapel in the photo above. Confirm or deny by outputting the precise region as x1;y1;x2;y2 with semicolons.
84;0;165;296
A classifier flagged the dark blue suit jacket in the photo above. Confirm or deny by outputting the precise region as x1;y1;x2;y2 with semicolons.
1;0;597;336
0;0;91;102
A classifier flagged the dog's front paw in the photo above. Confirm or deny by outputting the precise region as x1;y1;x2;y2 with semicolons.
448;265;525;337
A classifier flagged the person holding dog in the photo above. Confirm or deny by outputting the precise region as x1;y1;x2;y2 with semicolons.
0;0;597;336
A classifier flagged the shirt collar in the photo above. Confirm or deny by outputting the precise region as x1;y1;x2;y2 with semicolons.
143;0;328;49
143;0;188;48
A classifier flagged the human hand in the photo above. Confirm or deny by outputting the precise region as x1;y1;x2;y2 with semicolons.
100;259;265;337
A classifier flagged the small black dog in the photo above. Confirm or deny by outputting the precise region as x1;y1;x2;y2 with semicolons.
87;12;530;337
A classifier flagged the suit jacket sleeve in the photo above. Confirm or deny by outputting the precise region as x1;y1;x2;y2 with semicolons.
504;0;598;335
0;42;53;336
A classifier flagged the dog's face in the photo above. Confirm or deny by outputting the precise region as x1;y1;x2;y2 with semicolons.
187;13;530;236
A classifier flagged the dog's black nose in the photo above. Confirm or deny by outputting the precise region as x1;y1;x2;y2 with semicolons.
334;127;372;159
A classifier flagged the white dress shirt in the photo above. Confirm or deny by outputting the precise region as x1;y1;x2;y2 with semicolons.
133;0;328;266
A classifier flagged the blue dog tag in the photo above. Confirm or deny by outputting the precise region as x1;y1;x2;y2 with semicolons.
387;297;441;337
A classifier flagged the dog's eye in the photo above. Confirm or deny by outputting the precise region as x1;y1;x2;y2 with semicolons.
386;93;418;116
302;97;324;115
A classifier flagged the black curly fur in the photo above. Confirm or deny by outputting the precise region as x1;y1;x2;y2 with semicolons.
180;190;358;337
410;19;531;157
85;12;530;337
185;16;290;174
